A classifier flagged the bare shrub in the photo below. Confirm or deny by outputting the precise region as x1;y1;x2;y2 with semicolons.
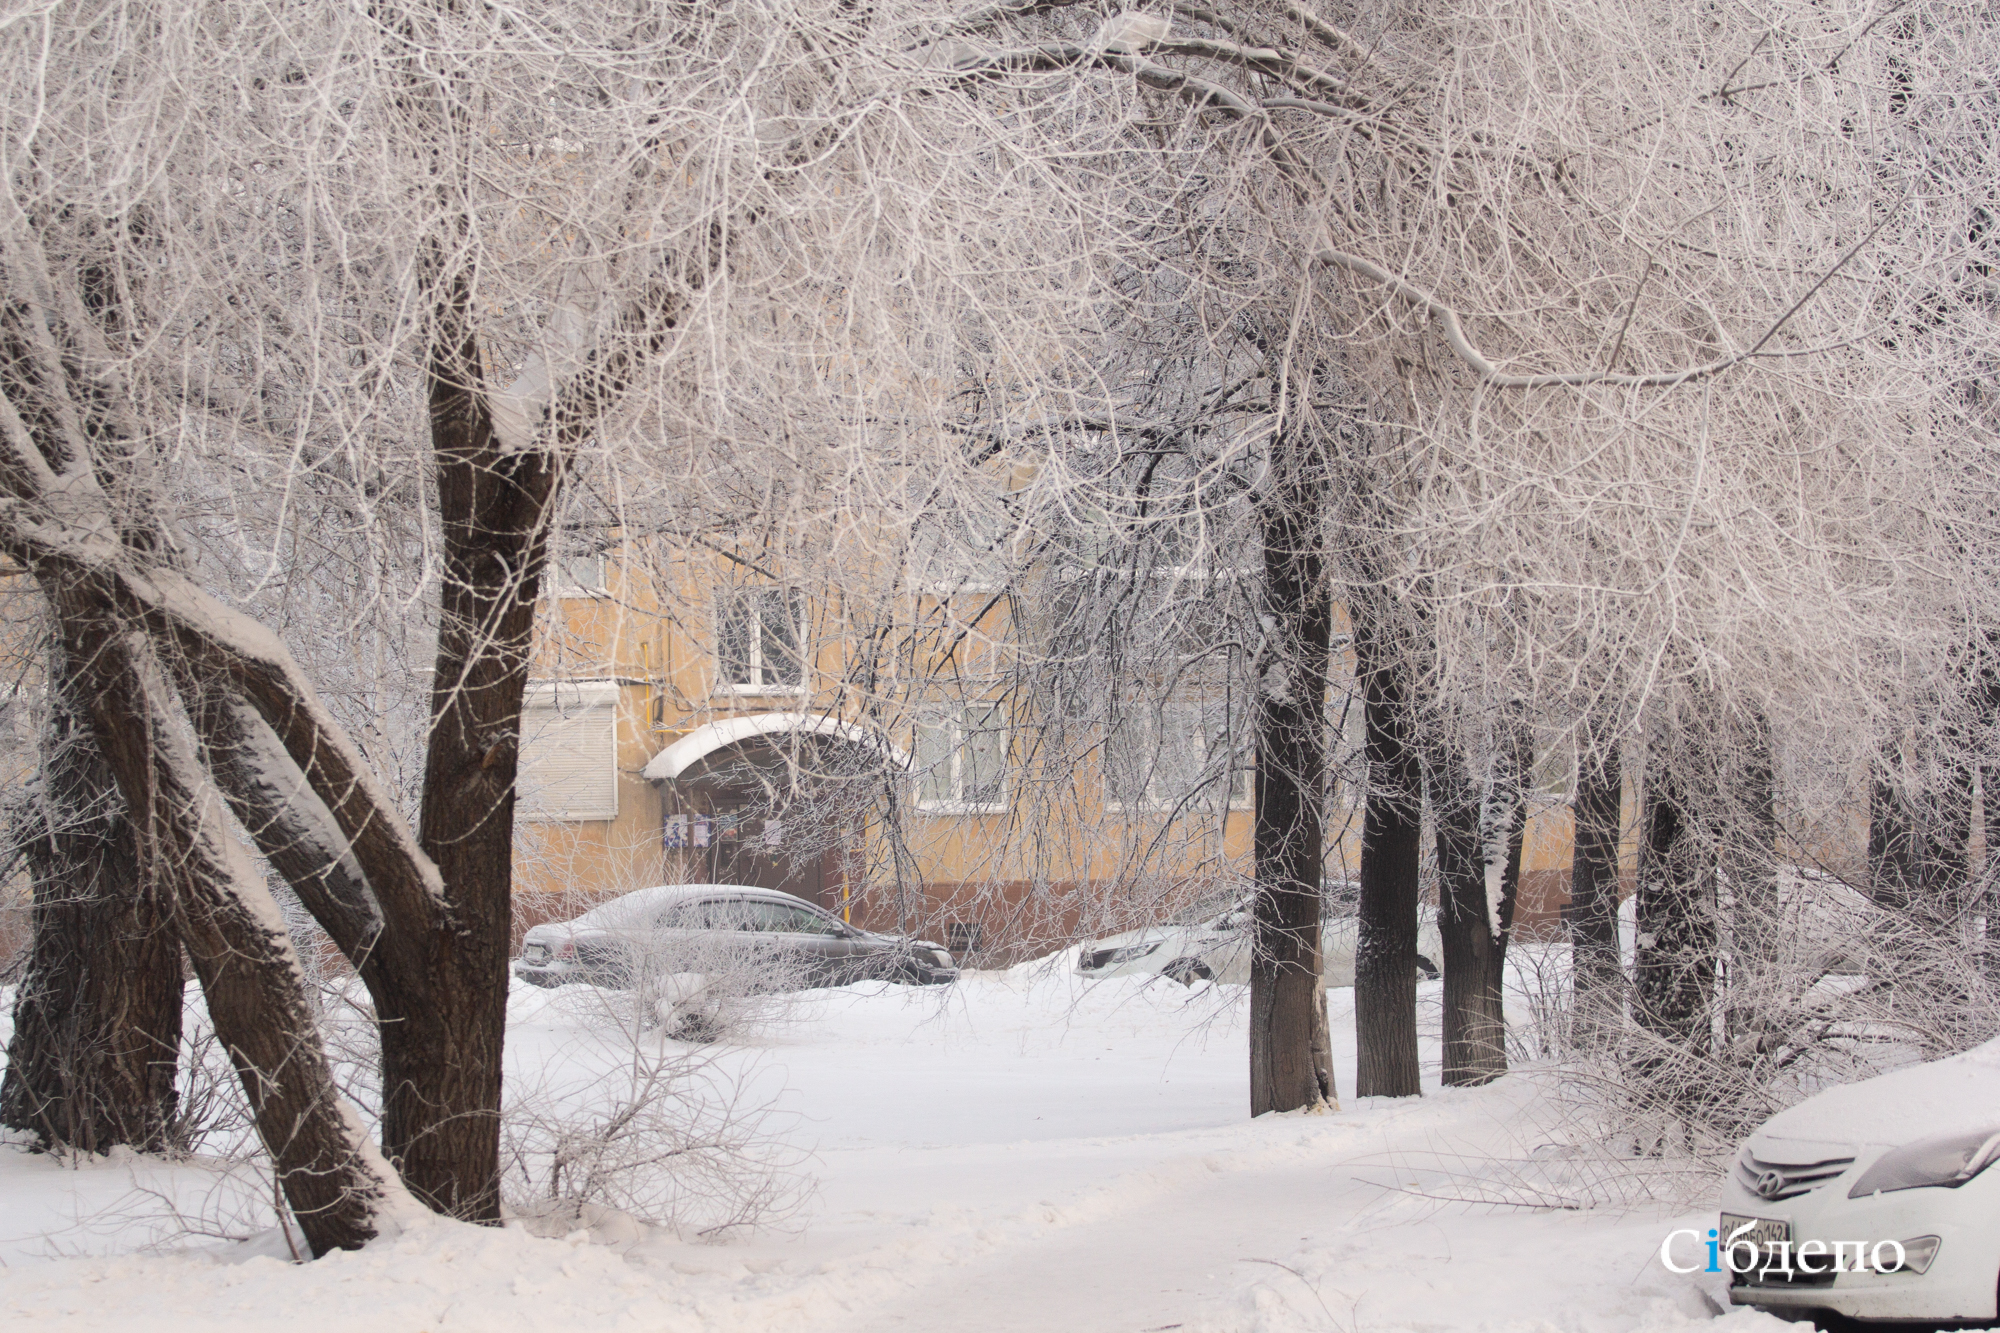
1383;843;2000;1218
1486;864;2000;1207
500;1001;812;1242
165;1022;254;1160
1502;942;1575;1067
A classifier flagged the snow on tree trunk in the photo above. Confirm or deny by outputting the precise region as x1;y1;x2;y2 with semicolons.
1435;729;1528;1088
182;685;386;966
1248;428;1335;1116
1;634;183;1153
43;582;406;1256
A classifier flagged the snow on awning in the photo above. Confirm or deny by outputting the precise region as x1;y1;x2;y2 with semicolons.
642;712;912;783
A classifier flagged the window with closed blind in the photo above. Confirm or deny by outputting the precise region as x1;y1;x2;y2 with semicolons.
518;681;621;820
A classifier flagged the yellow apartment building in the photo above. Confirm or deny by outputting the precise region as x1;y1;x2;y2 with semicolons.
507;538;1607;963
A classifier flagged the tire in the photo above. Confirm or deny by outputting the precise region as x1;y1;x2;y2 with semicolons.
1415;954;1440;980
1163;957;1214;986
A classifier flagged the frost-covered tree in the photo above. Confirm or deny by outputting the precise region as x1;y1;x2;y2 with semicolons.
0;0;1117;1250
3;0;1992;1259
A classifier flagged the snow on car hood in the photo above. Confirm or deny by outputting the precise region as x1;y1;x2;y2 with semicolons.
1754;1035;2000;1153
1082;925;1177;951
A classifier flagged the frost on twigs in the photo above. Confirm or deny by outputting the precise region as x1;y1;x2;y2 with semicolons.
1442;864;2000;1210
501;992;812;1243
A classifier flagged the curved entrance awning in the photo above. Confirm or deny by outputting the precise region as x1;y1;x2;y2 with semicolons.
642;711;912;784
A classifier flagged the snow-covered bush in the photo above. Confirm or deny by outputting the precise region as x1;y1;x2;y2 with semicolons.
499;1014;811;1241
1496;864;1999;1205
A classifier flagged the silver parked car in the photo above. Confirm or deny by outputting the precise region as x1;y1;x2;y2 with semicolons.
514;883;959;991
1076;889;1443;986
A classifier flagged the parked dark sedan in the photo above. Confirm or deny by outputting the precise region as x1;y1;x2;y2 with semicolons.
512;883;959;990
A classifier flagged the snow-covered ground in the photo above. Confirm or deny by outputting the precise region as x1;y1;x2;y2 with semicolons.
0;964;1782;1333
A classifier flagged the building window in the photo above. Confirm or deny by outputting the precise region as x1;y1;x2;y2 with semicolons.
717;588;804;691
1105;702;1249;812
518;681;620;820
550;552;608;597
916;703;1007;812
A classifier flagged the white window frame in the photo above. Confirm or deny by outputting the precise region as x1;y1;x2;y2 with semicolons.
716;587;806;694
915;703;1008;814
550;552;609;598
1104;701;1251;814
517;680;621;821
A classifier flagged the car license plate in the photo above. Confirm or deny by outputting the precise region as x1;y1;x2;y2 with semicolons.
1720;1213;1790;1277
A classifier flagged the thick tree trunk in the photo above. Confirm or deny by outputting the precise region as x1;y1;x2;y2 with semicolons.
1567;733;1624;1049
1249;430;1336;1115
1;647;183;1153
367;284;558;1221
0;171;421;1236
1633;738;1717;1122
1352;597;1423;1098
371;182;706;1215
1434;733;1528;1087
39;581;398;1255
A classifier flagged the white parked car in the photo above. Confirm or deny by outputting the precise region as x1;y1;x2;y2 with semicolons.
1076;893;1442;986
1719;1038;2000;1322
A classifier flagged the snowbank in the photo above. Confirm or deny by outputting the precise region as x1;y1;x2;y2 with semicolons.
0;971;1777;1333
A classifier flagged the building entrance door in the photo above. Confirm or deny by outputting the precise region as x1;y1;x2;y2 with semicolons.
695;797;838;914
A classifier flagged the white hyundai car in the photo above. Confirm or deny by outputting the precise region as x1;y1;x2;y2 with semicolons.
1076;893;1442;987
1719;1037;2000;1322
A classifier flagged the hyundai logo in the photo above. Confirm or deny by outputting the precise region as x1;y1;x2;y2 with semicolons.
1754;1169;1788;1200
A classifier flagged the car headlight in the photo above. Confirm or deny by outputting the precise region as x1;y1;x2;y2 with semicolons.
929;949;953;968
1848;1127;2000;1199
1106;942;1161;965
